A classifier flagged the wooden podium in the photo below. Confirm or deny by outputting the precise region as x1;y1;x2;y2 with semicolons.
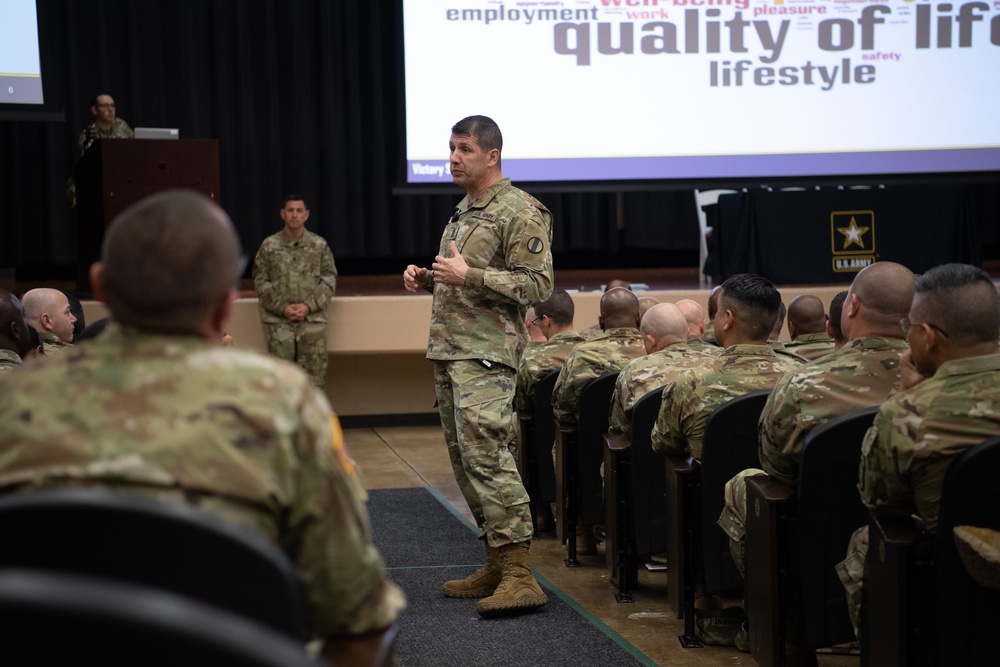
75;138;220;293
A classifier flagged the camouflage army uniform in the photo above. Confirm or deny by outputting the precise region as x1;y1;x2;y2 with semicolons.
837;352;1000;632
0;348;22;373
651;344;802;460
608;343;713;439
783;332;836;361
0;325;405;639
686;336;722;356
426;178;553;547
718;336;908;574
551;328;646;430
253;229;337;388
76;117;135;156
39;331;72;356
514;330;585;414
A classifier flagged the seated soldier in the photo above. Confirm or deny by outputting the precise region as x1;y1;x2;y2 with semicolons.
0;288;30;373
675;298;721;355
21;288;77;354
783;294;836;360
827;290;849;351
717;263;915;650
513;289;584;415
651;273;803;461
608;303;712;439
552;286;645;553
0;191;405;665
836;263;1000;639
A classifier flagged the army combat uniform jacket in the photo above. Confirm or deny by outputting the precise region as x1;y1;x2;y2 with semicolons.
608;343;714;439
514;330;585;414
0;326;404;639
552;327;646;430
425;178;554;368
652;343;803;460
759;336;908;486
254;229;337;325
859;352;1000;533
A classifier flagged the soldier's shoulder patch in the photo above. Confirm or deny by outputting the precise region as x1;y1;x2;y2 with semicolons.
526;237;545;254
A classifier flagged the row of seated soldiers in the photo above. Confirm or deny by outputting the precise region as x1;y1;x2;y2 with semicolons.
512;262;1000;653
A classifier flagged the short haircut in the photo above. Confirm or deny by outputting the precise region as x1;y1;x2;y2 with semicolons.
719;273;782;340
100;190;243;334
829;290;849;342
282;194;308;208
913;263;1000;345
451;115;503;155
534;289;574;327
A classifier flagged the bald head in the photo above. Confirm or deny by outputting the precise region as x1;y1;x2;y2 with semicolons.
600;287;641;330
93;190;243;336
22;288;76;343
844;262;915;338
638;297;660;322
0;288;29;357
640;303;689;352
675;299;706;338
788;294;827;338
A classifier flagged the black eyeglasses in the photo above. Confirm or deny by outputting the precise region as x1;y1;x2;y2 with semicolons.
530;315;545;326
900;317;949;338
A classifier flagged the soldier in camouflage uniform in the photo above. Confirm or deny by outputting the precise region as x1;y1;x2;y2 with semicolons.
403;115;551;617
782;294;836;360
22;288;76;355
837;263;1000;637
67;93;135;207
675;298;721;355
76;94;135;156
651;274;803;461
552;287;645;430
719;262;915;577
253;195;338;389
608;303;713;439
0;191;404;664
0;289;29;373
514;289;584;414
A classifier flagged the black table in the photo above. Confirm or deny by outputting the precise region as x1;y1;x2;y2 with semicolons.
707;186;983;284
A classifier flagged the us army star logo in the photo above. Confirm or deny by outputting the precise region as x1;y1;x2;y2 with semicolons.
526;237;544;254
837;218;870;250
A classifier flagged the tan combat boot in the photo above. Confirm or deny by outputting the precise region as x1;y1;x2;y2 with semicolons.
476;542;549;617
443;544;501;598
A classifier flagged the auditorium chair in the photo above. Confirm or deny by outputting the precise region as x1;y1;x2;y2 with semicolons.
517;369;560;537
744;406;878;666
664;389;770;647
0;488;303;637
556;371;619;567
0;569;319;666
603;386;667;602
863;436;1000;667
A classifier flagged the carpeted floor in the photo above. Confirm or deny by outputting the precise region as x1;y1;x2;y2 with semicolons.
368;487;654;667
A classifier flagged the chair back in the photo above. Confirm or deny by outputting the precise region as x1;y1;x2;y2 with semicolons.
577;371;620;525
0;569;316;666
533;369;561;504
931;435;1000;666
628;386;668;558
796;406;878;649
0;488;303;636
700;389;771;594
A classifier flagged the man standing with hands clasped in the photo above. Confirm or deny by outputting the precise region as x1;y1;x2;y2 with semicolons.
254;195;337;389
403;115;553;617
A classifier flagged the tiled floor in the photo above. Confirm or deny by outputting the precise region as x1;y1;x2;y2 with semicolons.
347;424;859;667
